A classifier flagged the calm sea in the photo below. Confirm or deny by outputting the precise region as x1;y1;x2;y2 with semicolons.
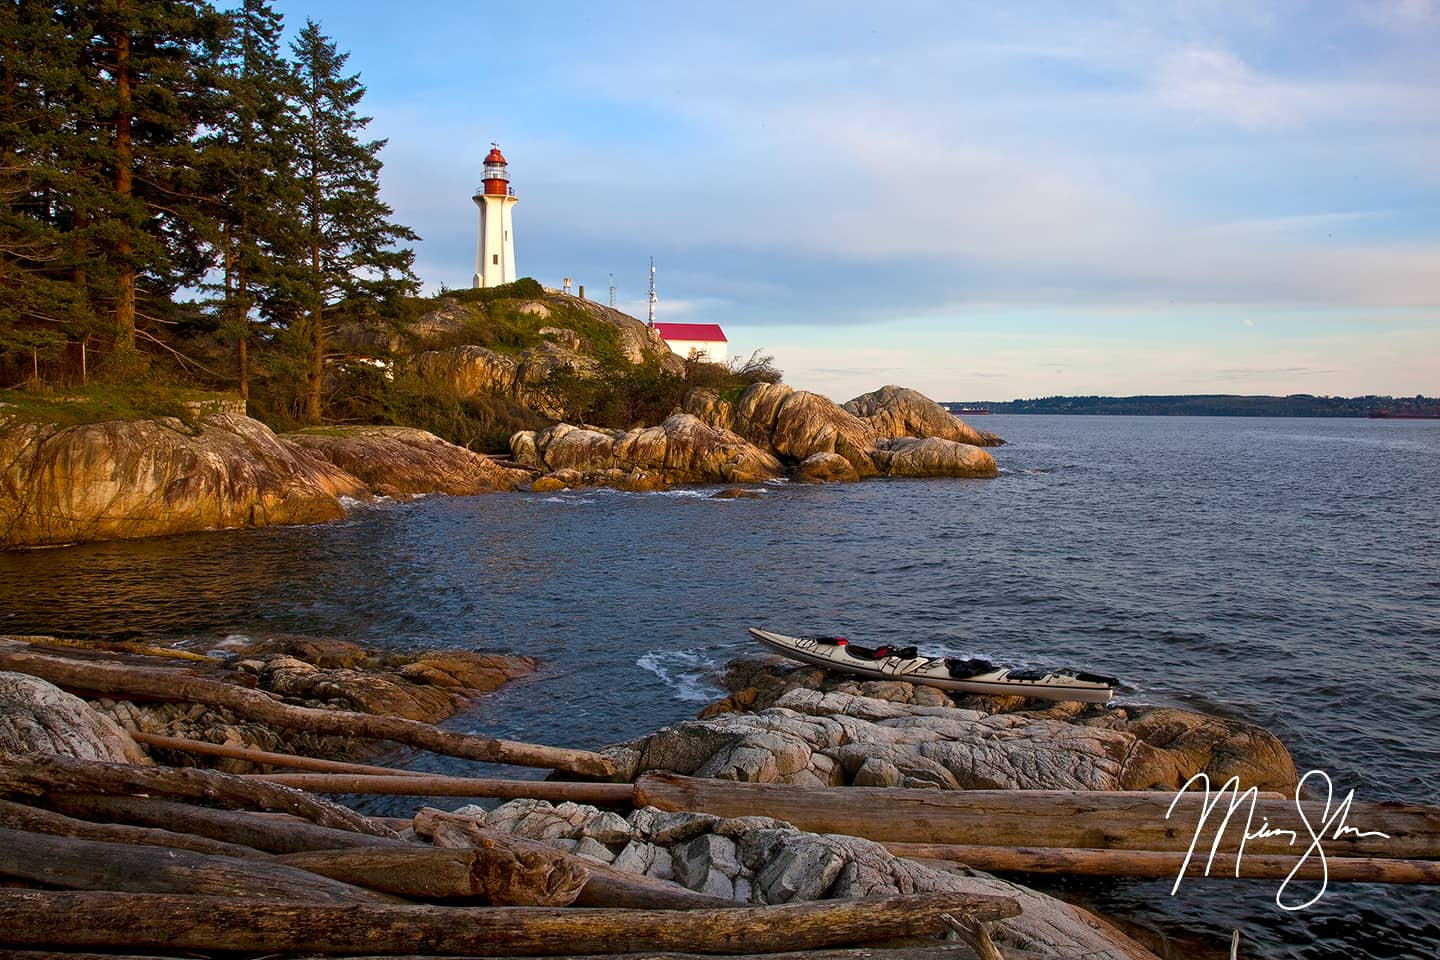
3;415;1437;959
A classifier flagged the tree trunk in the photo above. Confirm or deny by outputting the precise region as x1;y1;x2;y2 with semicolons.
633;773;1440;859
885;842;1440;885
0;797;262;860
0;890;1021;956
45;793;400;855
274;845;588;905
0;751;390;837
417;808;739;911
111;18;135;359
0;826;391;903
0;649;614;778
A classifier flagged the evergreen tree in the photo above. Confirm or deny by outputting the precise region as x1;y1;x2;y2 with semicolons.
289;19;417;423
65;0;227;372
0;1;100;376
204;0;298;401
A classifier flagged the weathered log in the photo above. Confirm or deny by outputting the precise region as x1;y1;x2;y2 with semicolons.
885;842;1440;884
0;797;262;860
634;773;1440;859
0;649;613;777
130;731;430;777
0;947;991;960
0;889;1021;956
251;772;635;805
0;826;391;903
417;807;738;910
1;635;215;663
44;793;401;854
0;751;391;837
275;845;589;905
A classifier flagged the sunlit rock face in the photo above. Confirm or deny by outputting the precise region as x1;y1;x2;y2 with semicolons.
684;382;1003;483
284;425;528;499
0;412;367;548
843;384;1004;447
510;413;785;491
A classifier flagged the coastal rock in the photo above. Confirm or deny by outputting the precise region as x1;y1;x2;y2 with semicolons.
870;435;999;478
683;381;1005;482
0;671;148;763
512;414;784;490
284;425;528;498
448;798;1160;959
0;411;369;548
605;657;1298;794
792;452;859;484
84;639;535;773
843;384;1004;447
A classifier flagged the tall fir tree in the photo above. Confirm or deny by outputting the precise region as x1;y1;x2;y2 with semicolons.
204;0;298;402
289;19;417;424
66;0;227;372
0;1;100;374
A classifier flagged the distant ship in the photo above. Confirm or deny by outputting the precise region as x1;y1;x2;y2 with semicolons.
1368;410;1440;420
953;407;992;415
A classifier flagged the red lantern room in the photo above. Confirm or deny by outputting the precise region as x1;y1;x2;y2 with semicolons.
482;145;510;196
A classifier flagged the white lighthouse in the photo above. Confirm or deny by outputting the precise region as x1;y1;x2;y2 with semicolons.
473;144;518;288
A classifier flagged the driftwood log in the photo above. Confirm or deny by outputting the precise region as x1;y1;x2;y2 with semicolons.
253;771;635;805
0;649;614;778
0;751;391;837
633;773;1440;859
130;731;430;777
0;826;391;903
0;797;262;860
275;846;589;905
43;793;401;854
0;890;1021;956
416;807;739;910
886;842;1440;884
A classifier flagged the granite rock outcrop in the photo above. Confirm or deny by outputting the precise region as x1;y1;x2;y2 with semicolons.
284;425;529;499
0;411;368;548
680;382;1000;484
510;414;785;491
602;657;1298;794
437;798;1160;959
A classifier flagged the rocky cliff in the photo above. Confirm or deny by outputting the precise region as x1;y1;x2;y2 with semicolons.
0;413;521;549
514;382;1002;490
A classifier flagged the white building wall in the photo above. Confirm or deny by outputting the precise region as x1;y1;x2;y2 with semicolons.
473;195;518;287
665;339;728;363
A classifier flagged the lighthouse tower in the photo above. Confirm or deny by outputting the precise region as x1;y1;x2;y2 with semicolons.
473;145;518;288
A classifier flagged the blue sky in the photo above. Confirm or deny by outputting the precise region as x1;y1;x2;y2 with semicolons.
272;0;1438;401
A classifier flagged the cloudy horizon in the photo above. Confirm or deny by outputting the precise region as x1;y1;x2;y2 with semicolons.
275;0;1438;402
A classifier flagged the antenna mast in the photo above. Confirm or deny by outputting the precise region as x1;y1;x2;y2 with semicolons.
609;273;616;309
647;257;656;328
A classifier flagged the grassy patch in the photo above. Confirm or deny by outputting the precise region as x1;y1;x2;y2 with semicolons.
0;384;240;430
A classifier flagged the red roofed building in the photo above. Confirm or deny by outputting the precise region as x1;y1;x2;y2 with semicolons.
652;322;728;364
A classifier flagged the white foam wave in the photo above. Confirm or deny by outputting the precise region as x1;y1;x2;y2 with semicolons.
636;650;725;702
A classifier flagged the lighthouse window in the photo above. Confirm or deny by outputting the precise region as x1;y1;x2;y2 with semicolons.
492;254;499;265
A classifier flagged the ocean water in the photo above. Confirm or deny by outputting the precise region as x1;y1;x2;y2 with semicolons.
2;414;1437;959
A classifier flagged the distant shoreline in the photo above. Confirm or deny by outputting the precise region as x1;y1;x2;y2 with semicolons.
943;395;1440;419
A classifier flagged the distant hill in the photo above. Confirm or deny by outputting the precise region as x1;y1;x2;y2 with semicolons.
942;395;1440;418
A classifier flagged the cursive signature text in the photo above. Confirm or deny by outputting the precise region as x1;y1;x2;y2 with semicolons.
1165;770;1391;911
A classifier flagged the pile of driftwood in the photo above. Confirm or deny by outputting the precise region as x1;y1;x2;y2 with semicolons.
2;640;1438;960
0;751;1022;958
0;643;1019;958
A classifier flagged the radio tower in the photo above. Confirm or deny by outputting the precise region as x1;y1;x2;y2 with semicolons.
609;273;615;309
647;258;656;328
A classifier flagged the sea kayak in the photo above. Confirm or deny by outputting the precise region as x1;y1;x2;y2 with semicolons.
748;627;1117;703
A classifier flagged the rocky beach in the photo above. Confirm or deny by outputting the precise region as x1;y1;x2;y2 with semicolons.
0;630;1321;959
